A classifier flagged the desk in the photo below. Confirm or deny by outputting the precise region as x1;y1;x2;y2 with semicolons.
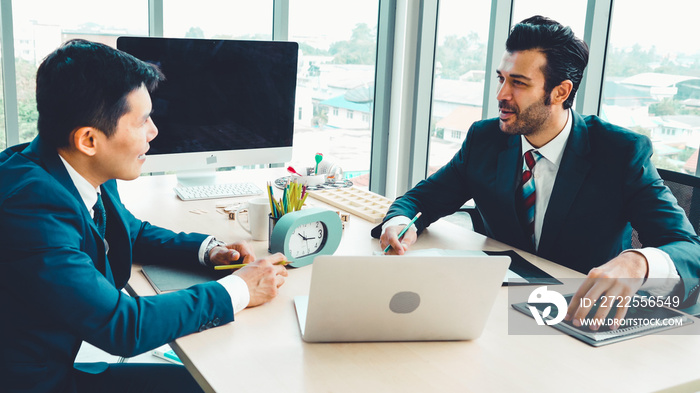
119;169;700;393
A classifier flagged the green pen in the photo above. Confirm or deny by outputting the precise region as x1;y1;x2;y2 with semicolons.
384;212;422;253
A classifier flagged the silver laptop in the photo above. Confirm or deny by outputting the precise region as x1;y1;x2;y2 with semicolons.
294;254;510;342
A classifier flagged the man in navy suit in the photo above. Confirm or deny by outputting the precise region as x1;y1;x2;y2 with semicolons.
0;40;288;392
376;16;700;328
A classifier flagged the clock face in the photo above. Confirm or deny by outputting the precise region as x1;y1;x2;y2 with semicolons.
268;207;343;267
288;221;327;258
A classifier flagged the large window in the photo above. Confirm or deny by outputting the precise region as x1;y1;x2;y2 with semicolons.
3;1;696;186
11;0;148;144
427;0;491;174
288;0;379;188
163;1;272;39
602;0;700;175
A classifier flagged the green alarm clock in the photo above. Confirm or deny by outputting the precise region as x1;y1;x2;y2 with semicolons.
269;207;343;267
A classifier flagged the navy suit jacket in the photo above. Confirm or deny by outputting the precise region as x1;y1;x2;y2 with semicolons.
0;137;234;392
373;112;700;303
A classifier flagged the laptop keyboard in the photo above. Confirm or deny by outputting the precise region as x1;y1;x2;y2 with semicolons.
174;182;263;201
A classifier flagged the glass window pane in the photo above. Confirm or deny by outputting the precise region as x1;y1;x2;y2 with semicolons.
11;0;148;144
288;0;379;189
163;1;272;39
511;0;586;36
602;0;700;175
428;1;491;174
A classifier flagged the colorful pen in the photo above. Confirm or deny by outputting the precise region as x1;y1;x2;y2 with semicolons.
383;212;422;253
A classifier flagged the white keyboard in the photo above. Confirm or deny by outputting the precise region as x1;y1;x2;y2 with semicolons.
174;182;263;201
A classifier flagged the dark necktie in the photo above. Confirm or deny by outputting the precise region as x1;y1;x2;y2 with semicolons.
520;149;541;244
93;193;107;239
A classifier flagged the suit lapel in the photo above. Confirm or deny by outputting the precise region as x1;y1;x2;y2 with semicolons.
101;182;132;288
496;135;535;252
538;112;592;255
27;137;114;280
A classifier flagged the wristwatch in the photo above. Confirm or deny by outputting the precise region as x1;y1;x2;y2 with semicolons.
203;238;227;266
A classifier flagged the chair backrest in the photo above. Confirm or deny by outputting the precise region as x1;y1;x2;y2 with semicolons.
632;168;700;248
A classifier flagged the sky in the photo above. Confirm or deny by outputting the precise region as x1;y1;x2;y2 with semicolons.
10;0;700;56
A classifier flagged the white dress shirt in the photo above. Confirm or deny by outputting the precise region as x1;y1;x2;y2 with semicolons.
383;109;680;295
58;154;250;313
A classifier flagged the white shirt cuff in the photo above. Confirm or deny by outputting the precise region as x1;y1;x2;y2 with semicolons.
216;274;250;314
381;216;417;236
624;247;680;296
198;236;215;267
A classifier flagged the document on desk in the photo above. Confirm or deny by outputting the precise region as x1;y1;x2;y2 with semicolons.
405;249;560;286
512;294;694;347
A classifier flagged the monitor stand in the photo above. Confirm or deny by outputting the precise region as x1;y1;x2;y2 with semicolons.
175;168;218;187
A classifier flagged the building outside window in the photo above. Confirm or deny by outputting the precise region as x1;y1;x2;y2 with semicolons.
427;0;491;175
10;0;148;146
288;0;379;187
601;0;700;175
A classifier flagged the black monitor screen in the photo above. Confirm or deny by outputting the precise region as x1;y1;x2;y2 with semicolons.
117;37;297;155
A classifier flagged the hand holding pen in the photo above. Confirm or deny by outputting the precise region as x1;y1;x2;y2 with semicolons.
382;212;421;255
229;253;289;308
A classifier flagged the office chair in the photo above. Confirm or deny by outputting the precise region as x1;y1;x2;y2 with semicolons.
458;202;486;235
631;168;700;248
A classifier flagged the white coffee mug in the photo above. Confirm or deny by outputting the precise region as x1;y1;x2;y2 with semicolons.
234;197;272;241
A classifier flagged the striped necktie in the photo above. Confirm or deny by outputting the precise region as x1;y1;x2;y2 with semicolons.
520;149;542;244
93;193;107;239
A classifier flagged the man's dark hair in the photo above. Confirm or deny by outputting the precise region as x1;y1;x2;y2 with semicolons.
36;39;164;149
506;15;589;109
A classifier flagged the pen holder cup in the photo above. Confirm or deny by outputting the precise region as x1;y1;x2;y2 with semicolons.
268;214;280;252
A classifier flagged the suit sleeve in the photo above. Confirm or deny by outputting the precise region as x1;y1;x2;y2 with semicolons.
623;135;700;305
0;182;234;357
371;124;478;238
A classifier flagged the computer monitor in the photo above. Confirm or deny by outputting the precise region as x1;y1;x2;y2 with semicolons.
116;36;297;184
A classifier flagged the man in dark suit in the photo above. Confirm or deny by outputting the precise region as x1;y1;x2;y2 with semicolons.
375;16;700;329
0;40;288;393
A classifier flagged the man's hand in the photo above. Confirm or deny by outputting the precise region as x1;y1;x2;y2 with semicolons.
210;241;256;266
233;253;288;308
565;252;648;330
380;225;417;255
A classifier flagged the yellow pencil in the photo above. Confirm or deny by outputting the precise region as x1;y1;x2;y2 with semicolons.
214;261;289;270
266;182;276;218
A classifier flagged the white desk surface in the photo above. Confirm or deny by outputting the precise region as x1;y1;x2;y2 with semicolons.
118;169;700;393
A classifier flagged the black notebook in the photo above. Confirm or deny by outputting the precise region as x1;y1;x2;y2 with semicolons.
512;294;693;346
141;264;227;294
484;250;561;286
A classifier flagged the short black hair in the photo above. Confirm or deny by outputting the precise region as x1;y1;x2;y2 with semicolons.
36;39;164;149
506;15;589;109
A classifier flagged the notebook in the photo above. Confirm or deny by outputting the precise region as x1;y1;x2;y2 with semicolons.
294;254;511;342
512;294;694;347
141;264;226;294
